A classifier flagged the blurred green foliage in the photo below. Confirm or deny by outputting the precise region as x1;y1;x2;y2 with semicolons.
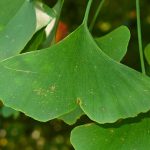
0;0;150;149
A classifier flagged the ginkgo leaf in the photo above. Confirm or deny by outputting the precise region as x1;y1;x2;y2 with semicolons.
0;0;36;61
60;25;130;125
144;43;150;65
0;0;59;116
95;25;130;62
0;0;58;61
1;0;150;123
71;113;150;150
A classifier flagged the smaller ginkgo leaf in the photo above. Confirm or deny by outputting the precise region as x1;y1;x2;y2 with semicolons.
60;25;130;125
71;114;150;150
0;0;36;61
1;0;150;123
95;25;130;61
144;43;150;65
0;0;59;60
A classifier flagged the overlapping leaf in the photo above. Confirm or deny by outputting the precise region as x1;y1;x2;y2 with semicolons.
60;106;84;125
0;0;59;60
0;0;36;60
1;0;150;123
71;113;150;150
95;26;130;61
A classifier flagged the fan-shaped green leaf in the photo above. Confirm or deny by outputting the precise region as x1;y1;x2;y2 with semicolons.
60;25;130;125
71;114;150;150
1;0;150;123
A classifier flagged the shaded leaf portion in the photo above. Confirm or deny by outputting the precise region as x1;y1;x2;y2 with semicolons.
22;29;45;53
1;23;150;123
0;106;19;118
144;43;150;65
71;115;150;150
95;25;130;61
59;107;84;125
22;0;64;52
0;0;36;61
60;26;131;124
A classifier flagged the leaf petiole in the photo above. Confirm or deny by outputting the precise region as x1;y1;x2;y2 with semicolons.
136;0;146;74
89;0;105;31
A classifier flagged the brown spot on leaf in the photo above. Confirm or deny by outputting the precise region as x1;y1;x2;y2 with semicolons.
34;88;47;97
49;85;56;93
76;98;81;105
34;85;56;96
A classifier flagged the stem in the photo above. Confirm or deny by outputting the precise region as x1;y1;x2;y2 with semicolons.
42;0;64;47
89;0;105;31
52;0;64;45
136;0;146;74
83;0;93;26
